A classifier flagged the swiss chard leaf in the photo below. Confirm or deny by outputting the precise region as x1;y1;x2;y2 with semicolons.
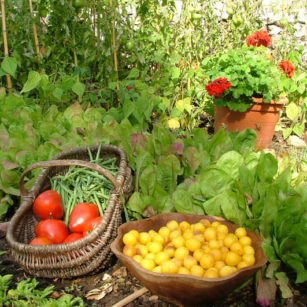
172;189;204;215
208;128;232;161
256;153;278;182
259;186;278;239
126;192;146;220
156;155;182;193
238;165;255;196
232;128;257;156
134;151;154;192
183;146;201;174
202;193;223;217
199;168;233;198
139;165;156;195
216;150;244;179
153;184;172;214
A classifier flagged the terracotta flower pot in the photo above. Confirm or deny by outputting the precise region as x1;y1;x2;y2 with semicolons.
214;97;288;149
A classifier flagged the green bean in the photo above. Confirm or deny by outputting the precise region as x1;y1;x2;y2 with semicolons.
93;194;102;216
95;144;102;162
87;148;94;162
50;153;119;225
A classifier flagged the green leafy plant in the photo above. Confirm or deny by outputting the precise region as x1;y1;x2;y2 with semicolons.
0;275;85;306
277;50;307;140
0;251;85;306
202;32;296;112
122;125;306;304
124;127;258;219
0;92;139;220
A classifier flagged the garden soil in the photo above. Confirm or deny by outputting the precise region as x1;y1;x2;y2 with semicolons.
1;132;307;307
0;230;306;307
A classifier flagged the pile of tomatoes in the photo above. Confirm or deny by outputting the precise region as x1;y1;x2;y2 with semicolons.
30;190;103;245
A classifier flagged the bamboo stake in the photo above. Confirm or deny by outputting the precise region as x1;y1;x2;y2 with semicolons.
91;0;97;78
112;287;149;307
28;0;40;64
1;0;12;93
110;0;119;91
93;0;96;47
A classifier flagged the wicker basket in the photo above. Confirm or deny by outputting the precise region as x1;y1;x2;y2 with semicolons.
6;145;133;278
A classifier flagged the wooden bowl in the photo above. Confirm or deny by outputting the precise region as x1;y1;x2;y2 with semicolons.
110;213;267;306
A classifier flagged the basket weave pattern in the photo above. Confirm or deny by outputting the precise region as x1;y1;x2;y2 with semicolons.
6;145;133;278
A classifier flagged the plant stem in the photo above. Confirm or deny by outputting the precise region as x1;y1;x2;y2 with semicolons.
110;0;119;91
1;0;12;93
28;0;40;66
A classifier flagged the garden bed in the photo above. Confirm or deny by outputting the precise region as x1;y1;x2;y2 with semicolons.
1;133;306;306
0;229;307;307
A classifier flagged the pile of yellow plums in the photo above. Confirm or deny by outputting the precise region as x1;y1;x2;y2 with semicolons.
122;219;256;278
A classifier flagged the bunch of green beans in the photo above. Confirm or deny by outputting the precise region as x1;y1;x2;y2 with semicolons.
50;148;119;226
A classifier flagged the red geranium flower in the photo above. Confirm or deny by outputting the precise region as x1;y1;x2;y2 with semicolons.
246;30;271;47
205;77;231;99
279;60;295;78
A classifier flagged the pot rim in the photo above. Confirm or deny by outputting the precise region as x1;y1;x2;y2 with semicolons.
251;96;289;105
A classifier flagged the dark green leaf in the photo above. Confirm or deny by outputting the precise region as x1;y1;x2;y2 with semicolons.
127;68;140;79
184;147;201;173
259;186;278;238
21;71;41;93
256;153;278;182
233;128;257;155
156;155;182;193
139;165;156;195
262;239;277;262
135;152;153;192
72;81;85;98
200;168;233;198
220;190;246;226
1;57;17;78
52;87;63;100
126;192;146;219
172;189;204;215
216;150;244;179
202;194;223;216
123;99;135;118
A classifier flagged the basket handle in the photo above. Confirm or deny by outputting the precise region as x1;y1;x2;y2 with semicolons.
19;159;120;197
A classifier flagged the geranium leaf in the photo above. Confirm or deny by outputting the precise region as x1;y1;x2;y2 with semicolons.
286;103;299;120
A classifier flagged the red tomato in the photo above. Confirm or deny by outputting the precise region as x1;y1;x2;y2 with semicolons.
69;203;99;233
83;216;103;236
33;190;64;220
30;237;53;245
35;219;69;244
62;232;84;244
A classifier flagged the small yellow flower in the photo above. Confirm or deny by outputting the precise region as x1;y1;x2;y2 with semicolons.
167;118;180;129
